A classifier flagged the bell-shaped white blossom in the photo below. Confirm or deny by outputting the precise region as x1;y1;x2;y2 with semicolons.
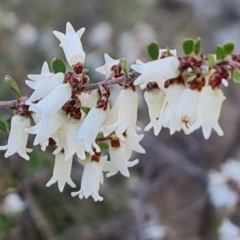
3;189;26;215
144;88;165;135
71;156;108;202
46;152;76;192
124;129;145;159
104;143;139;178
27;61;53;82
155;84;185;135
53;124;69;155
208;170;238;209
26;110;68;146
189;86;225;139
95;53;120;78
105;88;139;137
220;159;240;184
0;115;32;160
175;89;199;134
131;56;180;87
54;118;86;160
26;72;64;102
219;218;240;240
72;107;107;153
26;83;72;124
53;22;85;66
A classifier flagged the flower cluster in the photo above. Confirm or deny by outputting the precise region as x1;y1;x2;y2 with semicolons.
131;49;228;139
0;22;145;201
0;22;240;201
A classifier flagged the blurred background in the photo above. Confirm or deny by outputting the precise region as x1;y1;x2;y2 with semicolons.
1;0;240;239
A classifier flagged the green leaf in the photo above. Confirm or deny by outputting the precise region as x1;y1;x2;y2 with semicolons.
98;142;109;150
233;69;240;83
28;150;39;172
4;75;21;98
207;54;215;68
223;42;235;56
193;37;201;55
96;132;104;139
0;117;10;133
216;45;225;60
147;41;159;60
182;38;194;55
81;106;91;115
51;58;66;73
120;58;128;75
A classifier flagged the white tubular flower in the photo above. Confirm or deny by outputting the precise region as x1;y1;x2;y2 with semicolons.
46;152;76;192
144;88;165;135
220;159;240;184
124;129;145;159
104;142;139;178
219;218;240;240
53;124;69;155
72;107;107;153
175;89;199;134
26;83;72;124
131;56;180;86
3;189;26;215
0;115;32;160
84;89;100;108
105;88;139;137
56;118;86;160
189;86;225;139
27;61;53;82
26;73;64;102
53;22;85;66
155;84;185;135
26;110;67;146
71;155;108;202
95;53;120;78
208;170;238;209
28;113;59;151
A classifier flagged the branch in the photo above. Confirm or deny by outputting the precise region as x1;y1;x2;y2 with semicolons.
0;73;139;109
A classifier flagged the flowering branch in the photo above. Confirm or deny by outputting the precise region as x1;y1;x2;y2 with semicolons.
1;21;240;203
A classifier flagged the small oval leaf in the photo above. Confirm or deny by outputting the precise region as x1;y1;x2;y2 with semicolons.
4;75;21;98
51;58;66;73
207;54;215;68
233;69;240;83
193;37;201;55
216;45;225;60
147;42;159;60
0;117;10;133
182;38;194;55
223;42;235;56
81;106;91;115
96;132;104;139
120;58;128;75
98;142;109;150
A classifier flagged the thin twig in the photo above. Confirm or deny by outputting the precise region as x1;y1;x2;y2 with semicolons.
0;73;139;109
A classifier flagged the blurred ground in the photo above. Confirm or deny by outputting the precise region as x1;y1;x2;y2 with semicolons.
0;0;240;239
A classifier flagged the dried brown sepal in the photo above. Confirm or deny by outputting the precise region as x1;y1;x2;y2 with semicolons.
62;99;76;114
16;96;31;117
146;82;159;91
69;107;81;119
96;98;108;110
111;138;120;148
73;62;83;74
91;151;101;162
188;77;205;91
209;73;222;89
